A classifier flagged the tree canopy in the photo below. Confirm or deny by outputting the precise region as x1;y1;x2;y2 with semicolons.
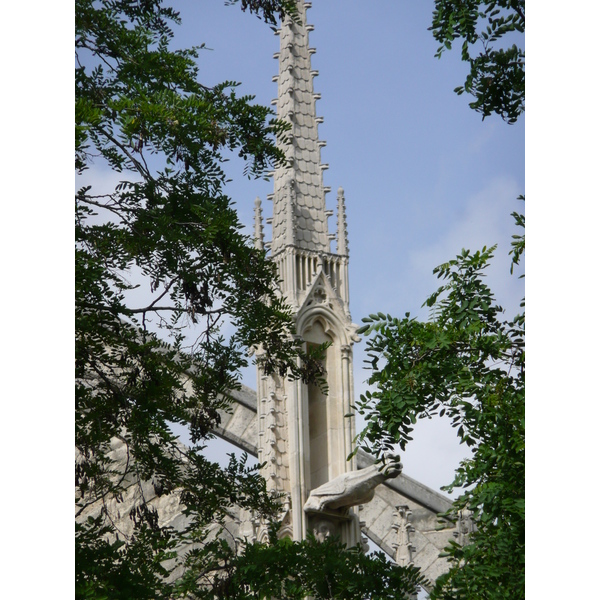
355;230;524;599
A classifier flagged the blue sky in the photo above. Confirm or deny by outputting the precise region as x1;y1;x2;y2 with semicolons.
166;1;525;495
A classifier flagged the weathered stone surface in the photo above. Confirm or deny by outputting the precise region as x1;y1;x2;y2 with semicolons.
304;460;401;512
214;398;257;455
215;403;457;579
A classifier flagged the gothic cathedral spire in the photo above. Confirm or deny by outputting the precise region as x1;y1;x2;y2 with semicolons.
254;1;361;547
270;0;329;256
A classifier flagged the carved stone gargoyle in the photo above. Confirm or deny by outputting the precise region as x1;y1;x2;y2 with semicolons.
304;457;402;513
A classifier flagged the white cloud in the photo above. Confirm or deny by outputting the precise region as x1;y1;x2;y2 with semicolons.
400;416;469;498
409;176;524;317
411;177;520;268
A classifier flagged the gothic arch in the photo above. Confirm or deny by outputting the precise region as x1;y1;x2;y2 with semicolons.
299;308;342;343
296;272;355;348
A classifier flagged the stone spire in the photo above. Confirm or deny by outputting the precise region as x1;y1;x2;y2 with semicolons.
336;187;349;256
253;196;264;250
255;2;361;548
270;0;329;255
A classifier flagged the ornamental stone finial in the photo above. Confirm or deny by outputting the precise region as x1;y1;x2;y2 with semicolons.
337;187;349;256
392;505;416;567
453;508;474;546
254;196;264;250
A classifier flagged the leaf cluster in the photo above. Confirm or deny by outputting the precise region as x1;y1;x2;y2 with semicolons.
176;531;427;600
354;215;524;599
430;0;525;123
224;0;299;27
76;514;178;600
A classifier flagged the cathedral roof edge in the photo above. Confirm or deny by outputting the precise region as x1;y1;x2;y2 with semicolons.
356;450;454;516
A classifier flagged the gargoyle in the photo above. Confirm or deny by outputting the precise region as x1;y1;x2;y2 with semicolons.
304;458;402;512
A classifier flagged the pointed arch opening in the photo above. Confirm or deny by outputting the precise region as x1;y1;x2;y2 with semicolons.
303;318;333;491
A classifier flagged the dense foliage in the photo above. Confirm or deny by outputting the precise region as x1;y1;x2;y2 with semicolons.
75;1;422;598
355;226;524;599
176;529;426;599
430;0;525;123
